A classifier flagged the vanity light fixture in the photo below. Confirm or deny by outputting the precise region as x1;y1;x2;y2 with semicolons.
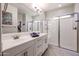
32;3;42;14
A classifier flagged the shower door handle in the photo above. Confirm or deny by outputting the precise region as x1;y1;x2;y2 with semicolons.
73;27;77;30
75;20;79;22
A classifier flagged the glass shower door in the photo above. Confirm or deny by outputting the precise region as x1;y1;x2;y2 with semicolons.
60;15;77;51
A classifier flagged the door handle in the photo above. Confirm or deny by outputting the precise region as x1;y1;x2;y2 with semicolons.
75;20;79;22
73;27;77;30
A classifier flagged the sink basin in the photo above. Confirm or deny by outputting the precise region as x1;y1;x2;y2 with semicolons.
13;35;20;40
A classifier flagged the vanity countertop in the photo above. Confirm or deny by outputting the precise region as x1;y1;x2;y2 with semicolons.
1;33;47;52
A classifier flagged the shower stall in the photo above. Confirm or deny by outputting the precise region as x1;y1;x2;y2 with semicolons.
48;13;79;53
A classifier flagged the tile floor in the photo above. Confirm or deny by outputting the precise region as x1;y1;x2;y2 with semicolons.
43;44;79;56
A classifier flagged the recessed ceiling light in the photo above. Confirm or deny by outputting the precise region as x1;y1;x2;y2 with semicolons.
58;4;62;7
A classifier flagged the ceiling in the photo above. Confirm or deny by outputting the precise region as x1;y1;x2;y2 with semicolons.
10;3;34;15
24;3;73;12
10;3;73;13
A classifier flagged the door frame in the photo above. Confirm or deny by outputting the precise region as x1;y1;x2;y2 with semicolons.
0;3;2;55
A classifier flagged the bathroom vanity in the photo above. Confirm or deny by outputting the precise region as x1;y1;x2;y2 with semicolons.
1;32;48;56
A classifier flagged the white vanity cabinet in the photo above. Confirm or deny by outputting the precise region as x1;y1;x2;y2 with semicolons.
2;33;48;56
2;39;35;56
35;35;48;56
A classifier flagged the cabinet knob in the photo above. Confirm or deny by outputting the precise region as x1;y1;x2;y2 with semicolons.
24;52;28;56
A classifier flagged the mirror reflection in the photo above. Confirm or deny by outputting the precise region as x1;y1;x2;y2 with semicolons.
1;3;48;34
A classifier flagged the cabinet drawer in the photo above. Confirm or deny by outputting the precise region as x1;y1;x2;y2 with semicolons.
37;37;42;41
36;44;43;55
3;40;35;56
36;38;43;46
25;45;34;56
37;52;43;56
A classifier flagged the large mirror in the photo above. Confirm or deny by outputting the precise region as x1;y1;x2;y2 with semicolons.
1;3;48;34
0;3;48;56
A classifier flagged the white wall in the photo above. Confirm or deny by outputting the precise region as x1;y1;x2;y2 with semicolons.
1;4;18;33
46;4;74;19
18;13;23;22
26;14;33;22
74;4;79;13
33;12;45;21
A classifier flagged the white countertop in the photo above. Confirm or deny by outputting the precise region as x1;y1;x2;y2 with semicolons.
1;33;47;52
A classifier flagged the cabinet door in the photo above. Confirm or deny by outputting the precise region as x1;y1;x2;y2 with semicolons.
36;44;43;56
60;16;77;51
16;46;34;56
35;38;43;56
25;46;34;56
42;36;48;52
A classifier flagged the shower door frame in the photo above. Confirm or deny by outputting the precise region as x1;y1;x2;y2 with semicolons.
76;13;79;53
49;13;79;53
0;3;2;55
59;13;79;53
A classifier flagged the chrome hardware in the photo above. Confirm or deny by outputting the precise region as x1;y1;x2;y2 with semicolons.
73;27;77;30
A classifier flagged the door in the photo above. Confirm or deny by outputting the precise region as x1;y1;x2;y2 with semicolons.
27;21;33;32
48;19;58;46
60;15;77;51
